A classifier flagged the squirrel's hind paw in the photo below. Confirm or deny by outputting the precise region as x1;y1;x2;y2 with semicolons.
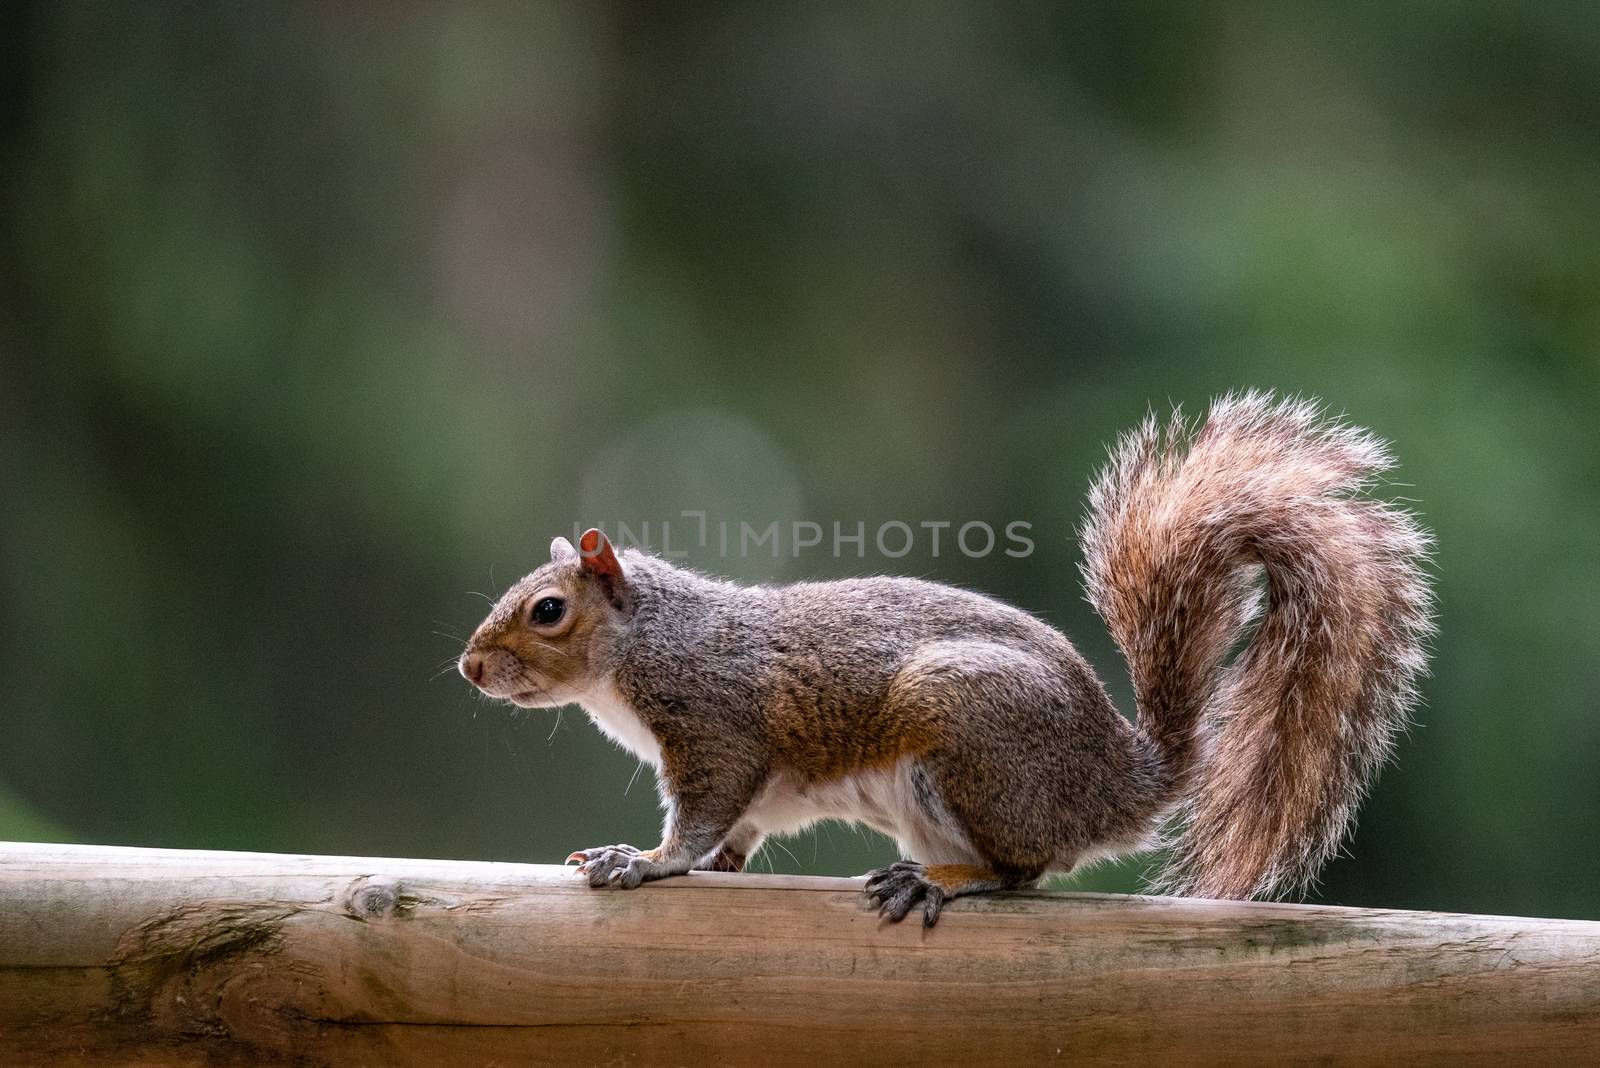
864;862;947;927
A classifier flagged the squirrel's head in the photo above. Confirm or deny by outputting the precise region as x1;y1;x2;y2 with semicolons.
458;529;631;708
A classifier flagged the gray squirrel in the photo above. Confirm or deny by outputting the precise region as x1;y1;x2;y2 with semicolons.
459;392;1433;925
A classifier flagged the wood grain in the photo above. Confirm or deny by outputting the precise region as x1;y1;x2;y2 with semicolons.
1;842;1597;1066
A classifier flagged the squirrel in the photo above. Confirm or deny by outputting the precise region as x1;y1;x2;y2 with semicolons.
459;392;1434;925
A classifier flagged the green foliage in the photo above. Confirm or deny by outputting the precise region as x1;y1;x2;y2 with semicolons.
3;3;1597;917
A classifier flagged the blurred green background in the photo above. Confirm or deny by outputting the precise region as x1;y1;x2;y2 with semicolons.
3;4;1597;920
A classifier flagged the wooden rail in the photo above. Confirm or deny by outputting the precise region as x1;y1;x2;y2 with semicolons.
1;842;1597;1065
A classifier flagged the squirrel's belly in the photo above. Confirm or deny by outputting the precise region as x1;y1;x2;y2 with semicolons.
744;760;979;865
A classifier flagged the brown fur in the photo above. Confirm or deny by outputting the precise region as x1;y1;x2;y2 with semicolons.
922;864;1009;893
765;659;943;779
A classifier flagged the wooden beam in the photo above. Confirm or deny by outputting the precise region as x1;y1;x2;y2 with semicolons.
1;842;1597;1065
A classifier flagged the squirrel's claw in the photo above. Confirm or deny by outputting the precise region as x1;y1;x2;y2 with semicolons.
863;861;946;927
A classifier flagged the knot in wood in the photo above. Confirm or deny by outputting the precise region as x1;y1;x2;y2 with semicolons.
345;877;399;920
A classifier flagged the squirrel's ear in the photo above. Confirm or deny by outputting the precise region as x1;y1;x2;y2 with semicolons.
577;528;624;583
549;536;578;563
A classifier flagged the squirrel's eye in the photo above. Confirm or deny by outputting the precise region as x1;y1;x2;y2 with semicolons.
530;597;565;627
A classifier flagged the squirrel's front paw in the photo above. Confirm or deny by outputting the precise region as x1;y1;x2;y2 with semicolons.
566;844;659;889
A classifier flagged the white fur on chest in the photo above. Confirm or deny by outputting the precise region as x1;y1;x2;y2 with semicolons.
572;682;662;768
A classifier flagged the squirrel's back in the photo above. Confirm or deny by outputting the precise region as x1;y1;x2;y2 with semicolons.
615;560;1111;751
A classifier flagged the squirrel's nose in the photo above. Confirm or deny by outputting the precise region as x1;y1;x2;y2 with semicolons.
460;652;486;687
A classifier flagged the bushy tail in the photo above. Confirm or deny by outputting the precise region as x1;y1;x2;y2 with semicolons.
1080;392;1434;900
